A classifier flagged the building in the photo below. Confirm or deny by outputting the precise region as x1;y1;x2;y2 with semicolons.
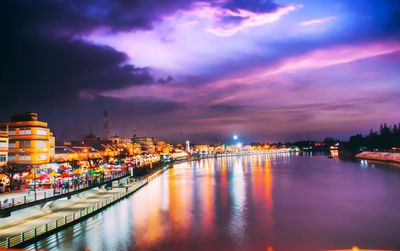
186;140;190;153
108;136;131;146
108;136;142;155
132;137;156;153
154;140;172;154
193;145;212;152
0;112;55;166
132;137;172;154
0;127;8;166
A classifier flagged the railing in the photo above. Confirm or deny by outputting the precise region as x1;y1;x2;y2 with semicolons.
0;171;129;211
0;180;148;248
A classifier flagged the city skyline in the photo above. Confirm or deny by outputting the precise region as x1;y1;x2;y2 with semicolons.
2;0;400;143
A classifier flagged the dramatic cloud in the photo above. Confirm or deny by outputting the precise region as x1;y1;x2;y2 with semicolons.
1;0;400;142
175;2;296;36
301;16;335;26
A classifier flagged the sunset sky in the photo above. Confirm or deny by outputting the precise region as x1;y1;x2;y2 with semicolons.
2;0;400;143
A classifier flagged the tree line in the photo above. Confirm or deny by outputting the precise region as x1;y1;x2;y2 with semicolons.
341;122;400;154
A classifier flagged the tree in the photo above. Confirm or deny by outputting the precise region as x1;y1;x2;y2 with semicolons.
347;122;400;151
70;160;80;169
116;147;129;164
87;157;101;167
0;164;30;190
323;137;339;147
103;155;111;165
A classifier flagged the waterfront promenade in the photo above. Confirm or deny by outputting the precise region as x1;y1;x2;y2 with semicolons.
0;165;170;249
0;171;130;217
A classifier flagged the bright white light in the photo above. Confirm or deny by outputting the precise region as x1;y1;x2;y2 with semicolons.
236;142;243;148
233;135;238;140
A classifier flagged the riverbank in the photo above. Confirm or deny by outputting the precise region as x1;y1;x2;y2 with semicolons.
355;151;400;164
187;149;298;161
1;150;297;249
0;165;171;249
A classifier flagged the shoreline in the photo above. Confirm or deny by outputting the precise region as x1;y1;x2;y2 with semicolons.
355;151;400;164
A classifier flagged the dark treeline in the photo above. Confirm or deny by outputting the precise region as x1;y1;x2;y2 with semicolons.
341;122;400;154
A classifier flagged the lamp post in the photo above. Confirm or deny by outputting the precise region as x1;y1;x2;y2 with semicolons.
33;165;37;200
23;148;37;200
83;148;90;185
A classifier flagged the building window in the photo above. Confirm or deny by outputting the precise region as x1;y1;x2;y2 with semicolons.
37;128;47;136
19;128;31;135
19;154;31;161
19;140;31;148
35;140;47;148
8;154;16;161
0;140;7;148
0;155;6;162
9;140;16;148
9;129;16;136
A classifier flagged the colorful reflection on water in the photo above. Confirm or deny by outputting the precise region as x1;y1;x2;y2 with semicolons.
29;154;400;251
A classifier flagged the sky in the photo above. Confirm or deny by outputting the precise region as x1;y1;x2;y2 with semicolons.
1;0;400;144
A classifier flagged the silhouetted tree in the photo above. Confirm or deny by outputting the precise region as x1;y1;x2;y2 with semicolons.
0;164;30;190
345;122;400;153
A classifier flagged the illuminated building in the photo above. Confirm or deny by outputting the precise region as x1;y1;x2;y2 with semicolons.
0;127;8;166
132;137;156;153
186;140;190;153
193;145;211;152
108;136;131;145
0;113;55;166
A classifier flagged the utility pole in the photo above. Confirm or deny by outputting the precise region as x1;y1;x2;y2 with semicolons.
103;109;109;140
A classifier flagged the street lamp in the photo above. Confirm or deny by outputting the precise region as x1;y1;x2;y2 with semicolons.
233;135;238;140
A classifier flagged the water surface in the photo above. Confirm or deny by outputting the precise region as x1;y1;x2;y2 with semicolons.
27;154;400;251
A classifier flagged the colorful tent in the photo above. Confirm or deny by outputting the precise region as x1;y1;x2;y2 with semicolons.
97;167;110;173
37;174;53;180
59;173;72;178
72;168;85;174
22;174;35;180
59;167;68;171
49;171;60;177
86;169;99;175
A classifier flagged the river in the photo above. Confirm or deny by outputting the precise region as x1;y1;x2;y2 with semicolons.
25;153;400;251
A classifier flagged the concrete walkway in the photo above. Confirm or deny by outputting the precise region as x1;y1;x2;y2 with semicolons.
0;181;134;241
0;189;52;201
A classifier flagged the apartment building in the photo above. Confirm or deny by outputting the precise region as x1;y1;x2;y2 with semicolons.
0;112;55;165
0;127;8;166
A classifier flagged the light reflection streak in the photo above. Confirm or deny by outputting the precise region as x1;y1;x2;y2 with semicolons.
264;154;273;227
132;174;164;249
161;172;169;211
168;163;193;238
202;158;215;235
228;157;247;244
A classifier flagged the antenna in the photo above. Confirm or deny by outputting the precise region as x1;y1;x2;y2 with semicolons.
103;109;109;140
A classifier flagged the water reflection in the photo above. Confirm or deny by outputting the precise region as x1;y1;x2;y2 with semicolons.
229;157;247;245
29;154;400;251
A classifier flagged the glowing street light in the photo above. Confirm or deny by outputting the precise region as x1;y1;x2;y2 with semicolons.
233;135;238;140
